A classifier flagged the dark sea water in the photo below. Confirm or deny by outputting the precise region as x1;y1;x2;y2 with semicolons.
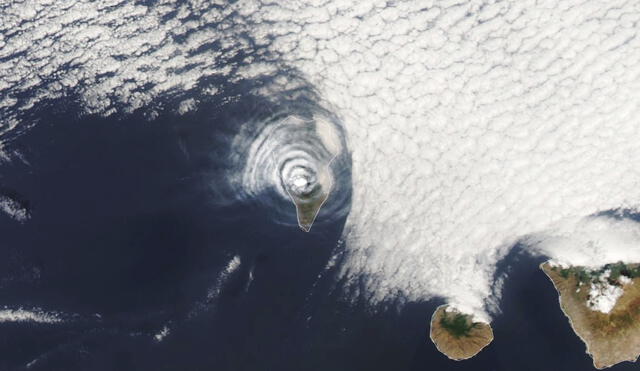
0;103;638;371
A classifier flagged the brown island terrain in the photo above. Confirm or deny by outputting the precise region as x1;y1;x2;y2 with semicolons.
289;188;329;232
541;262;640;369
286;166;333;232
429;305;494;360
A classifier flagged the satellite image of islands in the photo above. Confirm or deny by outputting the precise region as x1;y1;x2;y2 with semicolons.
2;0;640;370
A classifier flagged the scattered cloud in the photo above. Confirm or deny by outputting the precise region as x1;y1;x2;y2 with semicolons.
0;307;64;324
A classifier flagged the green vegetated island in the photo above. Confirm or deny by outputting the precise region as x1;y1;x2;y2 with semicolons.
429;305;494;360
542;261;640;369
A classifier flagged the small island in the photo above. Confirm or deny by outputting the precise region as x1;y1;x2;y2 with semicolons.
288;186;330;232
429;305;494;360
284;165;333;232
542;262;640;369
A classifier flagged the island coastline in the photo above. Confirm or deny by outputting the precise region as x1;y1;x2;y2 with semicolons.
541;261;640;369
429;304;494;361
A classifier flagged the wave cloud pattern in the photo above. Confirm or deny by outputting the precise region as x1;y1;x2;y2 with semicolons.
2;0;640;321
231;109;347;231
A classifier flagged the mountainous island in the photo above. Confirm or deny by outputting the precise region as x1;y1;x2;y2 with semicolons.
429;305;494;360
286;177;330;232
284;161;334;233
542;262;640;369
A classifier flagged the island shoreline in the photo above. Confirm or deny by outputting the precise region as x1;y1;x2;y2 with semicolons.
429;304;494;361
540;261;640;370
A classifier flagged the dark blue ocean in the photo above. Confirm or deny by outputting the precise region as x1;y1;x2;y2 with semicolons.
0;103;638;371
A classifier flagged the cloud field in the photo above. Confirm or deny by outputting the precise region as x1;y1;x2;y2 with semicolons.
2;0;640;321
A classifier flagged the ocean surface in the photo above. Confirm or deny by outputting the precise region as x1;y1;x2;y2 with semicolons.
0;102;638;371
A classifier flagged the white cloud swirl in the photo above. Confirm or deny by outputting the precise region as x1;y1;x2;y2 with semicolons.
228;106;350;230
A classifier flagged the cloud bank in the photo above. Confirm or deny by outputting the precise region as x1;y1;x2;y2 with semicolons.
243;0;640;320
2;0;640;322
528;216;640;268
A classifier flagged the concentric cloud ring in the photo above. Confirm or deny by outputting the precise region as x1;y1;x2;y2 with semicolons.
228;105;350;231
